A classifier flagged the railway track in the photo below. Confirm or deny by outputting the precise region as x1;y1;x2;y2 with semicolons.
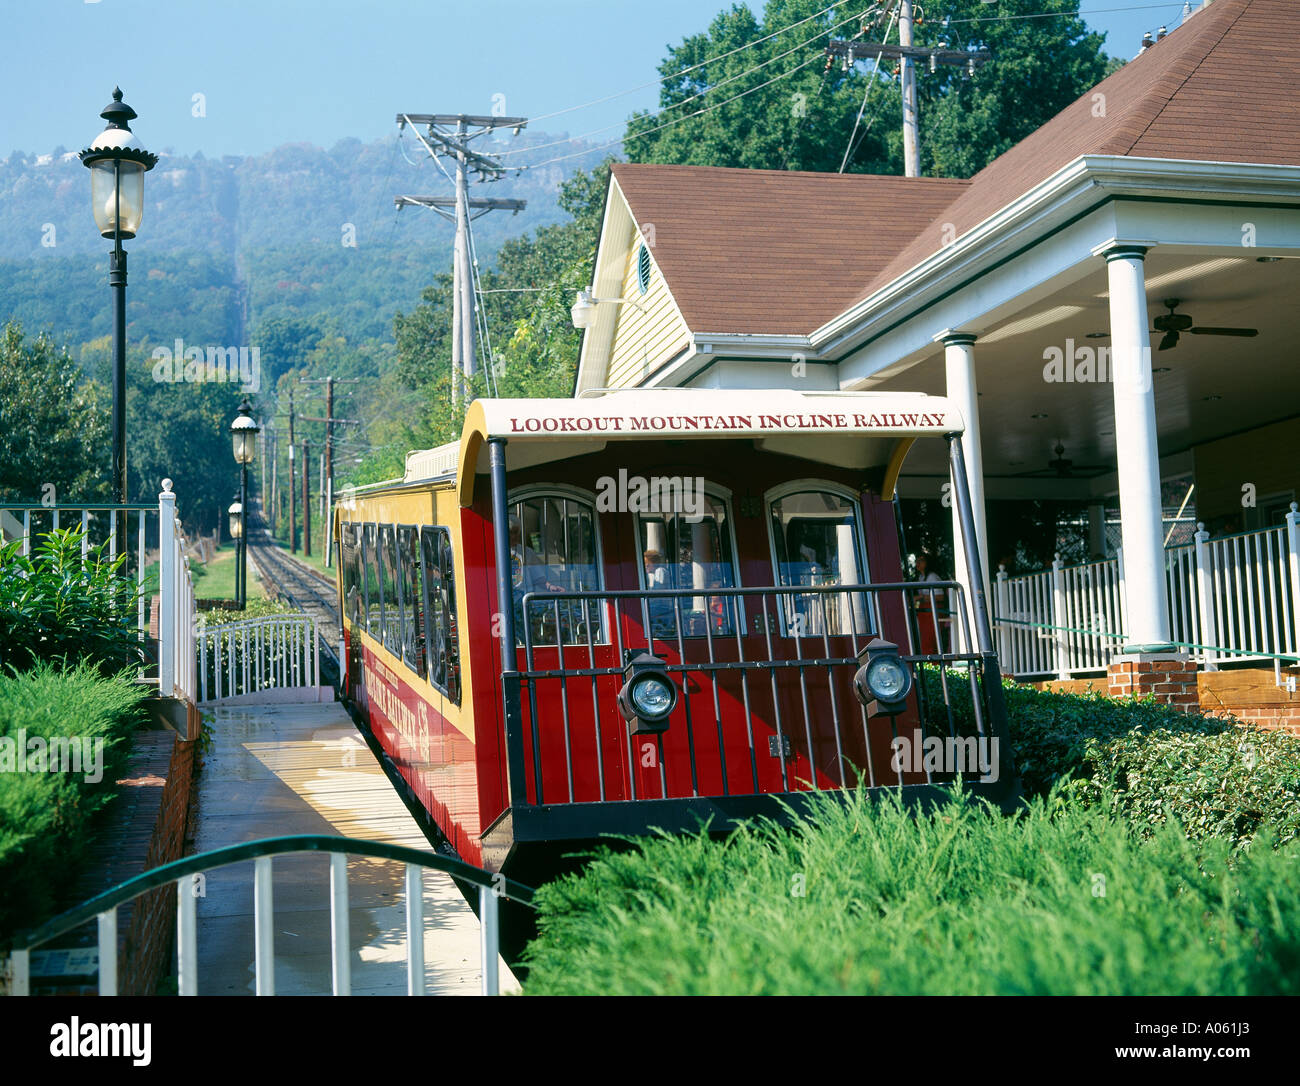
245;516;342;680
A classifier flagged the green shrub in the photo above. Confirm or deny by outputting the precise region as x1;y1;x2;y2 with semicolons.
0;661;146;944
199;597;296;625
521;785;1300;996
921;670;1300;847
1079;725;1300;848
0;527;144;674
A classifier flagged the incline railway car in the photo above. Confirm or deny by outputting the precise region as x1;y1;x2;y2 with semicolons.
334;389;1018;892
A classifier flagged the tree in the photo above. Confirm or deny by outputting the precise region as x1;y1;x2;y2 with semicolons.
624;0;1118;179
0;320;110;504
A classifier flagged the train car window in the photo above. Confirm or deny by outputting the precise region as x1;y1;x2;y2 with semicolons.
397;526;422;675
438;529;461;704
379;525;401;656
768;488;872;637
636;492;738;639
419;526;460;703
364;524;382;640
341;524;362;628
508;492;604;646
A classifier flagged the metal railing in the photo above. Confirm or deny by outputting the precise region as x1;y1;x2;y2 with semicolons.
1;482;199;704
199;614;321;703
507;581;1007;806
6;835;534;997
0;500;155;645
993;505;1300;678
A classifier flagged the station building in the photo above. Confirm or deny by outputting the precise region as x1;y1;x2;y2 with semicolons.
571;0;1300;718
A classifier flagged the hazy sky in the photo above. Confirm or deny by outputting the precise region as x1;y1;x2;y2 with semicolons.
2;0;1196;159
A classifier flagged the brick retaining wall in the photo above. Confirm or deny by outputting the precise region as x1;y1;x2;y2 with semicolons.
34;727;196;996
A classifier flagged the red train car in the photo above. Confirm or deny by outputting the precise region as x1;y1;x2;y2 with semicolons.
335;389;1018;894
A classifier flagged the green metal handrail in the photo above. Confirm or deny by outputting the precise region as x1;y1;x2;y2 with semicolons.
8;834;534;998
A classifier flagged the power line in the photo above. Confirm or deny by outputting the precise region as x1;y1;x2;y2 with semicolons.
838;0;901;173
511;51;827;174
496;4;874;161
526;0;865;124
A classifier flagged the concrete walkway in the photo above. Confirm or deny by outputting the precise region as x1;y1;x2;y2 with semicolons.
192;700;518;995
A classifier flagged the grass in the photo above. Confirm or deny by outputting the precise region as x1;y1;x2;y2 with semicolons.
141;541;266;603
521;785;1300;996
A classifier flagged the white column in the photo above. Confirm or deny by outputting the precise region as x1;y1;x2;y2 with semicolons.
1100;243;1171;650
940;331;989;650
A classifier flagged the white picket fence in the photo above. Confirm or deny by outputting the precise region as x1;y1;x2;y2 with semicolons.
199;614;322;703
994;505;1300;679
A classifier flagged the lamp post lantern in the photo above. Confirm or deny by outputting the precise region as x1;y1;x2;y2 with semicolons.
230;397;259;609
79;88;156;559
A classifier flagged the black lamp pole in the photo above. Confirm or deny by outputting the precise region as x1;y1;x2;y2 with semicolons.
230;398;259;610
79;89;155;560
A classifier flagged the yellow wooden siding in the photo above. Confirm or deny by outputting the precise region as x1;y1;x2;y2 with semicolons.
606;239;690;387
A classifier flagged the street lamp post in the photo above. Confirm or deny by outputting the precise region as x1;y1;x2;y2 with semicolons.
79;88;156;559
228;494;244;605
230;398;259;609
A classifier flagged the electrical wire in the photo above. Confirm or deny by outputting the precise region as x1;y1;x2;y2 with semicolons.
494;4;875;160
526;0;865;124
838;0;900;173
511;51;827;174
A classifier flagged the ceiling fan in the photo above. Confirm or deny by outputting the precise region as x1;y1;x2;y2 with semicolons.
1045;442;1106;479
1153;298;1258;351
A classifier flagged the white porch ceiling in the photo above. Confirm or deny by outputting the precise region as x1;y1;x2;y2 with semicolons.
881;251;1300;485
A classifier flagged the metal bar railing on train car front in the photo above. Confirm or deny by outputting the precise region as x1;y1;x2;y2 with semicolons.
503;581;1011;806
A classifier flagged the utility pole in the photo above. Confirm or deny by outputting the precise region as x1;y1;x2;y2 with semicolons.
270;428;278;532
287;390;296;554
394;112;528;403
302;438;311;559
899;0;919;178
826;10;991;176
299;375;361;511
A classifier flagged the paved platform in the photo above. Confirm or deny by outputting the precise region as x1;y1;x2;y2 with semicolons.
193;700;518;995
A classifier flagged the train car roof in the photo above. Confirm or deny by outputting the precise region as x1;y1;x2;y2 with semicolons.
452;389;963;507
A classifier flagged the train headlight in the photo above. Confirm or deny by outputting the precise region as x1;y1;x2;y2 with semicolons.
618;651;678;734
853;638;913;715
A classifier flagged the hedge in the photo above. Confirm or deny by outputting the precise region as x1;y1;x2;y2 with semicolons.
0;662;146;944
924;671;1300;848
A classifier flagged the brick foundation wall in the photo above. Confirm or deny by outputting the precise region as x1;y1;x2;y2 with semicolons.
1107;654;1199;709
118;733;196;996
34;728;196;996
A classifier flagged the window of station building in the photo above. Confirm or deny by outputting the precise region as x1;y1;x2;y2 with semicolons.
636;491;739;639
363;524;382;641
767;486;873;638
378;525;401;656
508;491;604;645
396;525;422;675
420;526;460;703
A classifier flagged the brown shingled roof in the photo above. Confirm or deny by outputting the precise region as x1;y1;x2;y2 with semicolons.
866;0;1281;297
611;0;1291;339
609;163;969;335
